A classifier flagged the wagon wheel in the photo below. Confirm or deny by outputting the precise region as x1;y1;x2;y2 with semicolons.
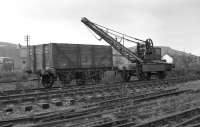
158;71;166;80
76;79;85;85
59;73;72;84
94;72;103;83
41;74;54;88
137;72;151;80
145;72;151;80
137;72;145;80
121;71;131;82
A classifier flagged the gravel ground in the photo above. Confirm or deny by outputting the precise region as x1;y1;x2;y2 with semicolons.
178;80;200;91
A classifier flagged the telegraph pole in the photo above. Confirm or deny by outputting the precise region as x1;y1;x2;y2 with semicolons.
25;35;30;47
24;35;30;71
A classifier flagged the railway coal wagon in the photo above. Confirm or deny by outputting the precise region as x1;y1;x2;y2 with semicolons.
27;43;113;88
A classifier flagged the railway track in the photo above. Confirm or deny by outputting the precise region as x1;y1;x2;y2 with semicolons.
0;88;190;127
173;114;200;127
0;77;198;126
94;105;200;127
116;107;200;127
49;89;200;127
0;76;195;102
0;79;175;115
0;76;197;96
0;77;198;120
109;90;200;127
0;80;150;96
84;90;199;127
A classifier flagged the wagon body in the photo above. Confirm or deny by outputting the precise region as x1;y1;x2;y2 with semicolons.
28;43;113;73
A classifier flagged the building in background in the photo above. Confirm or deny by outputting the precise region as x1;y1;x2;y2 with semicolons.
162;54;173;63
0;57;14;72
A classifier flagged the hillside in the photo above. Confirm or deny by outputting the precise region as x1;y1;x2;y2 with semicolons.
159;46;200;70
0;42;17;48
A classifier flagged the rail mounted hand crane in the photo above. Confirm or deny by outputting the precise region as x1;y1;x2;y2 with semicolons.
81;17;174;81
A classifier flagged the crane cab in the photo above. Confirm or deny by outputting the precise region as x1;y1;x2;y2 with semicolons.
143;47;161;61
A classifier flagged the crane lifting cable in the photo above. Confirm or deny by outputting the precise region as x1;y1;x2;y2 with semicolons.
93;22;146;45
86;27;102;41
81;17;144;63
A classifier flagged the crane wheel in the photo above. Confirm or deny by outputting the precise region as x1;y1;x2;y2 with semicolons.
41;74;55;88
121;71;131;82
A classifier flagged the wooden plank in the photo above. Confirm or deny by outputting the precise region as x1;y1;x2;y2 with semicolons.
52;43;77;69
80;44;93;68
91;45;95;67
32;46;36;73
77;44;81;67
42;44;45;70
94;46;113;67
44;44;50;69
35;45;43;71
49;43;53;67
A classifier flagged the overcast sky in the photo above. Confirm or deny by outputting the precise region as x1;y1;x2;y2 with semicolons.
0;0;200;55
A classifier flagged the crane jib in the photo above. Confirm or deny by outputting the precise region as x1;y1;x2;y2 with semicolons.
81;17;146;44
81;17;144;63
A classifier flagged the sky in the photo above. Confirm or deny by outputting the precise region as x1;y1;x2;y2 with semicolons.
0;0;200;55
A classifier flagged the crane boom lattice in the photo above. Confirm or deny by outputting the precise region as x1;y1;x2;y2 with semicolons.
81;17;144;63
